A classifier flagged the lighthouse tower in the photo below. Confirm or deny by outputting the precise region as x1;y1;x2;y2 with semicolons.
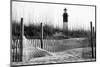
63;8;68;31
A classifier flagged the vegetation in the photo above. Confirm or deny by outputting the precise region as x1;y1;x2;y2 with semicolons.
12;21;95;39
63;29;91;38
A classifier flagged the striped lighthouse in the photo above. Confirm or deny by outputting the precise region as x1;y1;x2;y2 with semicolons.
63;8;68;32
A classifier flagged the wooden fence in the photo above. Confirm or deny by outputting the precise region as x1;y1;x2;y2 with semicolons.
11;18;23;62
12;39;21;62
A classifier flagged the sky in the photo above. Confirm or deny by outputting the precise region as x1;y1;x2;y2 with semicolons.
12;1;95;30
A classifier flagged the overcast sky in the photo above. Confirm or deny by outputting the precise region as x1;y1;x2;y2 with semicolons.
12;1;95;30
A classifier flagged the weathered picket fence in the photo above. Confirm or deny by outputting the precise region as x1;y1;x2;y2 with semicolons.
11;39;21;62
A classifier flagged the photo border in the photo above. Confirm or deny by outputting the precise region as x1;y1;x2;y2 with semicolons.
10;0;97;66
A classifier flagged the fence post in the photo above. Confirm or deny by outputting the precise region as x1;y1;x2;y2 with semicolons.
40;23;43;49
92;26;96;58
20;18;23;61
90;21;94;58
92;27;95;39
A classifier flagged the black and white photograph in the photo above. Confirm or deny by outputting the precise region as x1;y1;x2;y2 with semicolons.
11;0;96;66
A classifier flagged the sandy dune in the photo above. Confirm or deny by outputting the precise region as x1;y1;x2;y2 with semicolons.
12;38;95;65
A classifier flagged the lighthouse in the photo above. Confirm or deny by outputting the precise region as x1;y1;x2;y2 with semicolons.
63;8;68;32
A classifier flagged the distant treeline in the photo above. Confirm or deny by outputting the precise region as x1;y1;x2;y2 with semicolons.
12;21;61;39
12;21;93;39
63;29;91;38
